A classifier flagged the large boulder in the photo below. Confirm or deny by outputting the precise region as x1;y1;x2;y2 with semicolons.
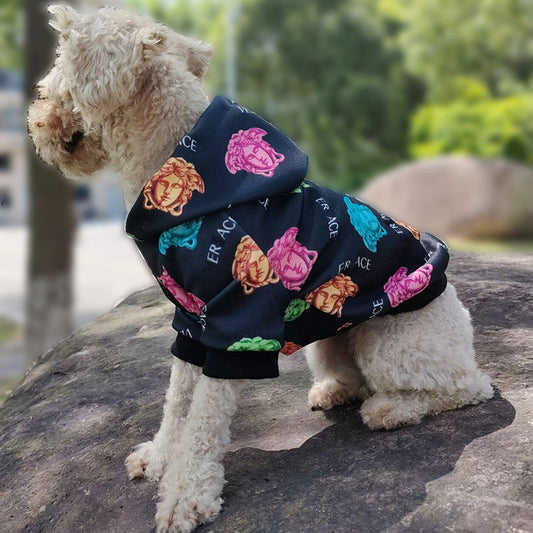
360;156;533;239
1;252;532;533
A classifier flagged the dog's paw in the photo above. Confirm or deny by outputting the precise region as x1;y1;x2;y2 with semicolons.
308;378;365;410
155;493;222;533
125;440;166;481
360;395;422;430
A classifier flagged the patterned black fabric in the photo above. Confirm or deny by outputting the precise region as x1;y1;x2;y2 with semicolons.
126;96;449;379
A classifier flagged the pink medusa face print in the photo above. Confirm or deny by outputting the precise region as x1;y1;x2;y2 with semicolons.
267;227;318;291
158;267;205;316
384;264;433;308
225;127;285;177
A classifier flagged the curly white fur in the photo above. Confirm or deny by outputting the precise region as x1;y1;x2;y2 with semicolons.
155;376;244;533
28;6;493;532
307;284;493;429
125;359;202;481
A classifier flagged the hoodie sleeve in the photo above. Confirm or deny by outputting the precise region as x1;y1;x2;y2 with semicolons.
195;277;290;379
147;206;292;379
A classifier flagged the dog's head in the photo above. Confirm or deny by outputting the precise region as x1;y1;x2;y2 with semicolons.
27;63;108;178
28;5;213;179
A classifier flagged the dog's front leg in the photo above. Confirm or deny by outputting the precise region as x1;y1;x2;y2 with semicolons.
155;375;244;533
126;359;202;481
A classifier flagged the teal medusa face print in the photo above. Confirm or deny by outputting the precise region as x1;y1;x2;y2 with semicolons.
344;197;387;253
159;218;204;254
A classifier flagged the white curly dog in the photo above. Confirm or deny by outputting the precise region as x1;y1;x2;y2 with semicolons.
28;7;493;533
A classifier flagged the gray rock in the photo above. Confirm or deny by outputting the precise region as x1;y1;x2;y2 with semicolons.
1;252;531;533
359;157;533;239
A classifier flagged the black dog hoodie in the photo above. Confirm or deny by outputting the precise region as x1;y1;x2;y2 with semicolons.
126;96;449;379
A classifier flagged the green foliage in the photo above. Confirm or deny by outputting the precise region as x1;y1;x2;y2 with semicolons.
0;315;18;344
0;0;23;70
411;93;533;164
237;0;419;189
378;0;533;102
379;0;533;163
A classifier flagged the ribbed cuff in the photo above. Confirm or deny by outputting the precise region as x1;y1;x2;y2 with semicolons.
171;335;280;379
171;334;206;368
203;348;279;379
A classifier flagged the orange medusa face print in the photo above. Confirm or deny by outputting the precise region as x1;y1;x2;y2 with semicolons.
143;157;205;216
395;220;420;240
280;341;303;356
232;235;279;295
305;274;359;317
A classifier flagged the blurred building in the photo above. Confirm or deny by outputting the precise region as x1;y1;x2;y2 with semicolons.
0;71;26;225
0;70;126;225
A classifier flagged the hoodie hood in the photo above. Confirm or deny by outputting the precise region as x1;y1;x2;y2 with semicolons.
126;95;308;241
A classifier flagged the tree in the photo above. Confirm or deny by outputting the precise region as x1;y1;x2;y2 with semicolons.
378;0;533;102
377;0;533;163
25;1;75;366
236;0;421;189
0;0;22;70
410;90;533;164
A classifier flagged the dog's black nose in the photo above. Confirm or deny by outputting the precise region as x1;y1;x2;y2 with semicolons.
64;131;84;153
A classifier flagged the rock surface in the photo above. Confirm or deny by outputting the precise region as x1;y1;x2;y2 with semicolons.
360;157;533;239
1;252;532;533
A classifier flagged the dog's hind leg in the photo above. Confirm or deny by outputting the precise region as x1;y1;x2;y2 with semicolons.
306;332;368;410
354;284;493;430
155;375;244;533
359;383;493;430
125;359;201;481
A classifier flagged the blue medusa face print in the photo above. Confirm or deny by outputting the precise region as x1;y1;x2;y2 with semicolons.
344;197;387;253
159;217;204;254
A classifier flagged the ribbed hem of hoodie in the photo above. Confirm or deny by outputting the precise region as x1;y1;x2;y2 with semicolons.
202;348;279;379
171;334;207;367
171;334;280;379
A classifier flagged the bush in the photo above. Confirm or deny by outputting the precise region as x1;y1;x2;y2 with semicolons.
410;94;533;164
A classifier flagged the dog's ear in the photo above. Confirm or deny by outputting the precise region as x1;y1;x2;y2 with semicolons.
48;5;79;38
140;27;165;58
57;9;144;119
64;32;139;118
174;35;213;80
186;39;213;80
141;29;212;80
